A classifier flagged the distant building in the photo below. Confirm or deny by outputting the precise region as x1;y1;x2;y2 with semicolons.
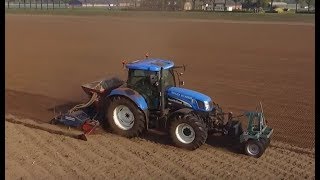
79;0;141;8
69;0;83;6
268;2;287;8
184;2;192;10
196;0;242;11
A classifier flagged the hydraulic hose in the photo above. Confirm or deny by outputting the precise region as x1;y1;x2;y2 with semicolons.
68;92;98;113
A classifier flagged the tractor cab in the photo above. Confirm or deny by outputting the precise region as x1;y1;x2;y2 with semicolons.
124;58;213;113
125;58;179;110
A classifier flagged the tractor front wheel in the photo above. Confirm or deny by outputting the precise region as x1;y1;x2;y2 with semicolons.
106;96;146;138
169;113;208;150
244;139;265;158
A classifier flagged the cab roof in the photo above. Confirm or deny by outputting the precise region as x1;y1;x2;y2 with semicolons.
125;58;175;71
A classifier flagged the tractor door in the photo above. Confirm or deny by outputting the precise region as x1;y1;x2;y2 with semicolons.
127;69;160;110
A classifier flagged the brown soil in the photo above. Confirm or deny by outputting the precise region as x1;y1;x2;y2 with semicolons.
5;115;315;179
5;14;315;179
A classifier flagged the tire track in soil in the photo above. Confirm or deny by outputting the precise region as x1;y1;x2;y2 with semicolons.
95;135;188;179
130;138;227;179
173;149;238;179
7;123;66;179
206;144;314;179
271;141;315;157
6;117;315;179
5;116;176;179
206;145;313;179
13;123;93;179
178;150;235;179
69;137;146;179
8;121;145;179
85;135;169;179
136;138;263;179
5;155;34;179
53;138;127;179
261;148;315;179
196;148;260;179
110;136;215;180
45;131;149;179
10;124;68;179
117;134;314;180
60;136;143;179
198;146;275;179
136;141;235;179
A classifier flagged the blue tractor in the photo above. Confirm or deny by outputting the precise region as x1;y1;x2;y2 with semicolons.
53;57;273;158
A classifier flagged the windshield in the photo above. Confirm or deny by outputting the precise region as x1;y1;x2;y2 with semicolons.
127;68;175;90
162;69;175;88
127;70;156;88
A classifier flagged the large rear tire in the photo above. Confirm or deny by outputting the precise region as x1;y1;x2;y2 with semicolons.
106;96;146;138
169;113;208;150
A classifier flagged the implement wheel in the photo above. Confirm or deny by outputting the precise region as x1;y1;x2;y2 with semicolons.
244;139;265;158
169;113;208;150
106;96;146;138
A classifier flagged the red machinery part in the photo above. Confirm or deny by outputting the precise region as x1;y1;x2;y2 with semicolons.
82;120;99;134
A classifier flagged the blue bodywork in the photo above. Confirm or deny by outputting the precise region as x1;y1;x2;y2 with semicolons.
125;58;174;72
167;87;213;112
109;88;148;110
55;110;90;127
113;58;213;113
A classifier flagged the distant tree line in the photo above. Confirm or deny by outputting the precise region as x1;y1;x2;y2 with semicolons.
6;0;314;12
140;0;184;10
242;0;314;11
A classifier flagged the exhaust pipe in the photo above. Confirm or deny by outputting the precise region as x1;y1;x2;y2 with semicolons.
160;67;165;117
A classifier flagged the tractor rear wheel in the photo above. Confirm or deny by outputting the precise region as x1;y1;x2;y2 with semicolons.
106;96;146;138
244;139;265;158
169;113;208;150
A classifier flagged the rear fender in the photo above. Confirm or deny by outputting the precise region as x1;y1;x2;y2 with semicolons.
108;87;149;129
108;88;148;110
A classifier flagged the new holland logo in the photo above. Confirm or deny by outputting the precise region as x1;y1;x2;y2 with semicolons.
168;98;192;108
65;116;76;121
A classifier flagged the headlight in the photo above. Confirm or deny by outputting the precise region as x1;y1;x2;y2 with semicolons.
204;101;211;111
197;100;212;111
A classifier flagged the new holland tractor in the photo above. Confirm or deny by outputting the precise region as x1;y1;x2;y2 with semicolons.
53;57;273;158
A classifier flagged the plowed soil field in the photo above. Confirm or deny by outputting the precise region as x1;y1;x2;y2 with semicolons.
5;14;315;179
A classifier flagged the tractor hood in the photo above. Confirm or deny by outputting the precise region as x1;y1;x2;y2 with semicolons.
166;87;213;112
